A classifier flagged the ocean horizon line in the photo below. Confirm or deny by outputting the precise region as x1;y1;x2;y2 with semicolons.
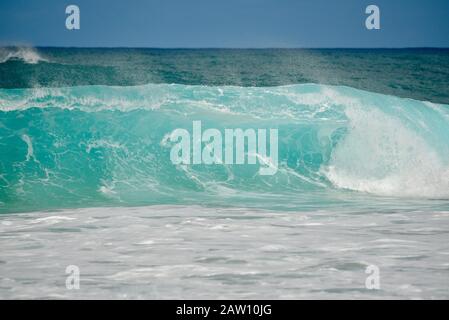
2;45;449;50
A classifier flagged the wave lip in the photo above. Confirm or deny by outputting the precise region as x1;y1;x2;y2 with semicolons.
322;102;449;199
0;47;48;64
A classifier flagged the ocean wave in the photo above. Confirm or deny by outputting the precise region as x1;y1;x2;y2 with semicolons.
0;83;448;212
0;47;48;64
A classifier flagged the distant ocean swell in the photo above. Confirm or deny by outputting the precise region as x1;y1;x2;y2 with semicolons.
0;83;448;213
0;47;48;64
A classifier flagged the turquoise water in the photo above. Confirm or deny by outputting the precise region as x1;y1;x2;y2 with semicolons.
1;82;448;213
0;47;448;299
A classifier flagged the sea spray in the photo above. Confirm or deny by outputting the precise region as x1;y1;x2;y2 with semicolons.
0;47;48;64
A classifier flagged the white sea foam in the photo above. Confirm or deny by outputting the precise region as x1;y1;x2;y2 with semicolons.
324;104;449;199
21;134;34;161
0;205;448;299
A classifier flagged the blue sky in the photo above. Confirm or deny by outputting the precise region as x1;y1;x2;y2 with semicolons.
1;0;448;48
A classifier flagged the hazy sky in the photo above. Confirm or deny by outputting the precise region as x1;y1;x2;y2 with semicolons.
1;0;448;48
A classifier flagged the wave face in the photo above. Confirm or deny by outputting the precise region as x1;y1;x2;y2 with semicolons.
0;83;448;212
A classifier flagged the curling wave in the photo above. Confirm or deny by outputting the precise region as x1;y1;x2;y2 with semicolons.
0;83;448;212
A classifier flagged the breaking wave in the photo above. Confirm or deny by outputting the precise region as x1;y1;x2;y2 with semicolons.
0;47;48;64
0;83;448;212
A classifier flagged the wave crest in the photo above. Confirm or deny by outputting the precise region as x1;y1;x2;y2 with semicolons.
323;105;449;198
0;47;48;64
